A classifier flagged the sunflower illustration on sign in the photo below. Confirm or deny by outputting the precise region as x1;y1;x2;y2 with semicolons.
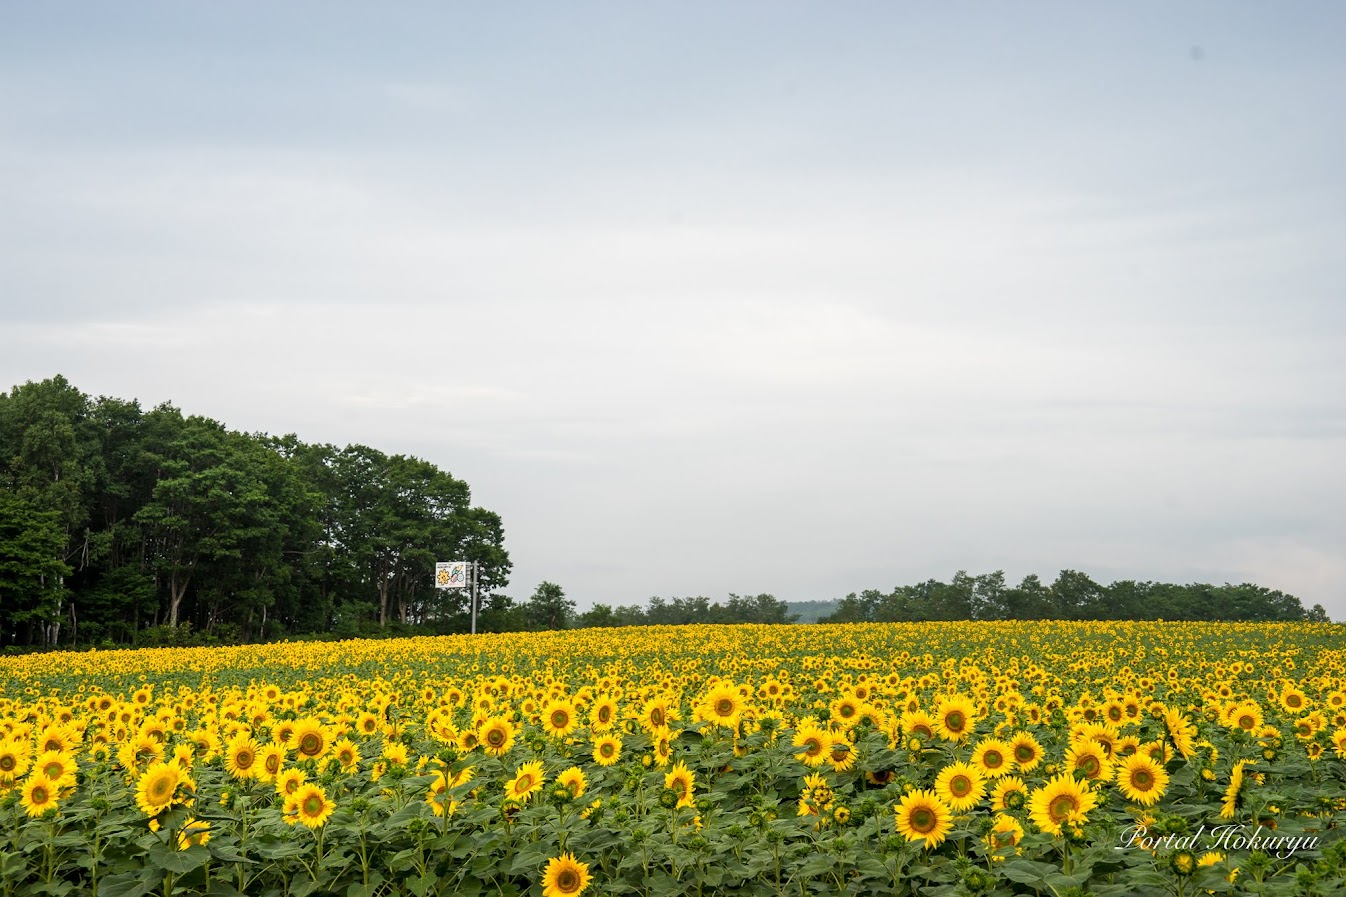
435;562;468;589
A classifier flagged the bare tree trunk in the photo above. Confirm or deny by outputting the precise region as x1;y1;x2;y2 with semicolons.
50;584;63;645
169;570;190;628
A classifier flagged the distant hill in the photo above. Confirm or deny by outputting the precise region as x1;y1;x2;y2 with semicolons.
786;600;840;624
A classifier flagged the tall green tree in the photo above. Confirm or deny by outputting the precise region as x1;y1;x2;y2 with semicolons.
0;493;71;646
133;410;275;628
0;375;97;643
525;581;574;630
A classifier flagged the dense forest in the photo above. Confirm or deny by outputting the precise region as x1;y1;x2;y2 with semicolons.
0;376;510;648
1;376;1329;652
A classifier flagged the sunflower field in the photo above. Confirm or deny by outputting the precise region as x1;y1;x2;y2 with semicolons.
2;621;1345;897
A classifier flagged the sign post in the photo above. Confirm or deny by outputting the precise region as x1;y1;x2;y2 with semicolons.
434;561;477;634
470;561;478;635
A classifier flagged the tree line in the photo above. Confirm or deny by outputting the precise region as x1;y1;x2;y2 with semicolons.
576;592;799;628
0;376;511;648
819;570;1329;624
2;376;1328;652
443;584;799;632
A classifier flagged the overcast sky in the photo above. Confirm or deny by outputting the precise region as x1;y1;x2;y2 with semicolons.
2;3;1343;618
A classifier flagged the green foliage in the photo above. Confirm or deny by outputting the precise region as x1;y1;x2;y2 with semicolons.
0;376;511;648
0;491;71;642
822;569;1322;623
577;593;798;628
1;621;1344;896
525;581;575;630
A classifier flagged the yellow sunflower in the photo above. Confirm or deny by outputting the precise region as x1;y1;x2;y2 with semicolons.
828;695;861;730
1029;773;1098;836
427;766;473;818
664;760;695;809
543;700;579;739
1072;722;1120;757
934;696;977;742
894;788;953;848
856;704;888;732
272;719;297;748
286;782;335;829
971;738;1014;778
589;698;619;732
1065;739;1114;783
290;718;330;762
382;741;409;766
36;725;77;755
557;766;588;799
333;738;360;772
506;760;546;803
703;683;743;728
1220;759;1255;820
224;734;261;781
640;697;675;734
1116;754;1168;807
479;715;517;758
21;775;61;818
1279;685;1307;714
793;723;830;768
275;768;307;798
171;744;194;769
651;727;673;768
900;710;937;741
541;852;592;897
135;760;184;817
797;772;835;817
827;733;856;772
119;732;163;775
1292;713;1322;741
33;750;77;790
257;744;286;783
0;739;32;785
984;813;1024;858
1224;701;1263;733
1164;709;1198;760
176;819;210;850
426;772;451;817
139;719;168;744
934;760;986;813
990;776;1028;812
1142;739;1171;765
187;729;220;762
592;733;622;767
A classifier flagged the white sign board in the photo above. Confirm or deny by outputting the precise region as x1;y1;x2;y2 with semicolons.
435;561;468;590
